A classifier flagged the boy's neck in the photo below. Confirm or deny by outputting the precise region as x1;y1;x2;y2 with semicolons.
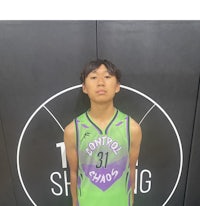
88;102;116;122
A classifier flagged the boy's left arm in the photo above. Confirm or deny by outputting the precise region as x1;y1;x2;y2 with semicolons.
129;118;142;205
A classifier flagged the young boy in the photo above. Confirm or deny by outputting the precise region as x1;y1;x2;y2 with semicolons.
64;59;142;206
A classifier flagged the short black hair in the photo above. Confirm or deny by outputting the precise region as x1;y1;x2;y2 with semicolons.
80;59;121;83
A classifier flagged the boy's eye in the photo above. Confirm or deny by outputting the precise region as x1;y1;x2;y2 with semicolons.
90;76;97;80
105;75;111;79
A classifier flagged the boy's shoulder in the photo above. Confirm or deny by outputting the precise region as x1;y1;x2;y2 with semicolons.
64;120;76;137
117;110;141;130
117;109;128;119
75;111;87;122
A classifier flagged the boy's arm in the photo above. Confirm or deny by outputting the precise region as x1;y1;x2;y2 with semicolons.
129;118;142;205
64;121;78;206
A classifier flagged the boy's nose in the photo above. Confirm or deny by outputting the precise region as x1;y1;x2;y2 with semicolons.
97;77;105;86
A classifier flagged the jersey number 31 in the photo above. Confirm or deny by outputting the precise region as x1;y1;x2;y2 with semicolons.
96;152;109;168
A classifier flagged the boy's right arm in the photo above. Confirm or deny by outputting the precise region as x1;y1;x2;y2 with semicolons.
64;121;78;206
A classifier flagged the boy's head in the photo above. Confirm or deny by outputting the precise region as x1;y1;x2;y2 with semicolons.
80;59;121;84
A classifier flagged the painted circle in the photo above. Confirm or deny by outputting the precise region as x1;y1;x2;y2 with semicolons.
17;84;183;206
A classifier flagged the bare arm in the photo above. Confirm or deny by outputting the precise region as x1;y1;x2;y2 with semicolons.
129;118;142;205
64;121;78;206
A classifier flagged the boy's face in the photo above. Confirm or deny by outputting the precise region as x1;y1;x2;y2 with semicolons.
82;64;120;104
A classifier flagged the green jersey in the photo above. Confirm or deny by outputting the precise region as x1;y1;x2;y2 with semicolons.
74;109;132;206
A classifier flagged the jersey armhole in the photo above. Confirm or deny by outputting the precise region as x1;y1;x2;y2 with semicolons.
74;118;79;152
127;116;131;152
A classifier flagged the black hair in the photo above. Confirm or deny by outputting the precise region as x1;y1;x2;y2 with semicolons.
80;59;121;83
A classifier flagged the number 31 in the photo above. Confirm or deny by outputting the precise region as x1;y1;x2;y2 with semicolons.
96;152;109;168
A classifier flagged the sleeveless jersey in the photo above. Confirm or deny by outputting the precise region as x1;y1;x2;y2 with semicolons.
74;109;132;206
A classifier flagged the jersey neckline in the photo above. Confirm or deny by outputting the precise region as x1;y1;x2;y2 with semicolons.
86;109;119;135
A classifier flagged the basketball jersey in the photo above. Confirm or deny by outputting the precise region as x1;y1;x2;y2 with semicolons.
74;109;132;206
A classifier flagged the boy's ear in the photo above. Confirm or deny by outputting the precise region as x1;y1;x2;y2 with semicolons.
115;83;120;93
82;83;88;94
